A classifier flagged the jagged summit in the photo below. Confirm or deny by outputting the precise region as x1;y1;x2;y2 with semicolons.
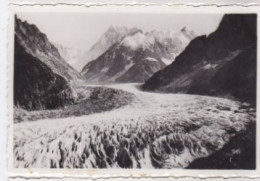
15;17;62;60
77;25;141;71
120;31;154;51
107;24;131;33
143;14;256;105
81;27;196;83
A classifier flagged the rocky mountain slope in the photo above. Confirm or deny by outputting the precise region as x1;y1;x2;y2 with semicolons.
14;37;74;110
78;25;139;71
143;14;256;105
82;28;195;83
15;16;82;82
14;16;82;110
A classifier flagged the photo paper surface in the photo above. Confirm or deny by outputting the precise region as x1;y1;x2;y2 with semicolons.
8;4;259;178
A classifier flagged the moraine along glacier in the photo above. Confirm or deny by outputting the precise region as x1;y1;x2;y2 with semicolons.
13;14;256;169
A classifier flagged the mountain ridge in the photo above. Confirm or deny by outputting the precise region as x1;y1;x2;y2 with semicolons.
79;25;141;71
14;16;83;110
15;16;82;82
81;27;196;83
142;14;256;105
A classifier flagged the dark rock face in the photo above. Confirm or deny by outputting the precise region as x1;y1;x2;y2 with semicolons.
143;14;257;105
187;123;256;169
15;16;82;82
14;16;80;110
14;36;74;110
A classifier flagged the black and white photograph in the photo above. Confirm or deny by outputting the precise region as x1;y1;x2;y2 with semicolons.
12;7;257;171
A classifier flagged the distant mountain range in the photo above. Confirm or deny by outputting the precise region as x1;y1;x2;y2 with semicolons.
14;13;256;110
143;14;256;105
81;27;195;83
14;16;82;110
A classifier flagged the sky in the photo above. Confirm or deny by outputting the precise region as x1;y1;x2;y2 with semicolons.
17;13;224;50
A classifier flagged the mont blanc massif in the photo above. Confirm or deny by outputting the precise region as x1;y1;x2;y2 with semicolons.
13;14;256;169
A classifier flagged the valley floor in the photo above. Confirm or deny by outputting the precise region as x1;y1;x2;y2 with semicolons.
13;84;256;168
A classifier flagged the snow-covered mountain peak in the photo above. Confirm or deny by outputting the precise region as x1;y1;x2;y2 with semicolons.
145;28;195;47
101;25;141;44
104;25;129;38
106;25;129;34
120;31;154;51
146;29;177;38
81;26;197;83
79;25;142;71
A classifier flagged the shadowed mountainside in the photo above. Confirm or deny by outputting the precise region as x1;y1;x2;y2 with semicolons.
14;16;135;114
143;14;257;106
14;36;75;110
14;16;83;110
15;16;82;82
